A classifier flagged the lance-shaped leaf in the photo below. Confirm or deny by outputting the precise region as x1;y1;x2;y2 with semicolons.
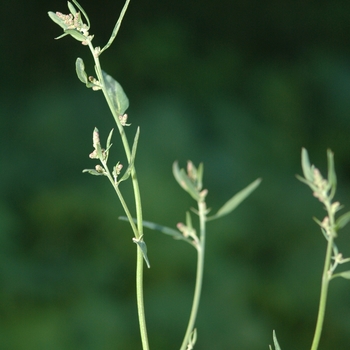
269;330;282;350
133;237;150;268
72;0;90;30
76;57;88;84
332;270;350;280
327;149;337;199
106;129;114;150
102;70;129;115
67;1;77;16
301;148;314;183
173;161;201;202
64;29;87;42
118;217;194;245
48;11;68;30
103;128;114;162
335;211;350;230
207;178;261;221
100;0;131;55
196;163;204;191
82;169;105;176
118;127;140;183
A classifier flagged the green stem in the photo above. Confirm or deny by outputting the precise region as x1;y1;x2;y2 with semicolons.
88;42;149;350
102;165;138;237
310;204;334;350
180;200;207;350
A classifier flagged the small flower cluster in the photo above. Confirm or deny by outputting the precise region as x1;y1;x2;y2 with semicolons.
83;128;122;183
173;161;207;202
312;168;332;203
298;148;350;281
48;1;93;45
55;11;89;37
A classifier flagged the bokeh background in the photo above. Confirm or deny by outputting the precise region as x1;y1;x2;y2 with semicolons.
1;0;350;349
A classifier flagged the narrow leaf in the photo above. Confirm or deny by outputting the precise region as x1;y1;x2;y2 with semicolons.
100;0;131;55
54;33;70;40
82;169;105;176
172;162;200;201
207;178;261;221
301;148;313;182
133;237;150;268
327;149;337;199
185;211;193;230
72;0;90;28
48;11;68;30
75;57;88;84
334;271;350;280
118;127;140;183
272;330;282;350
106;128;114;151
102;70;129;115
67;1;77;16
173;161;184;189
196;162;204;191
119;217;193;245
336;211;350;230
64;29;87;42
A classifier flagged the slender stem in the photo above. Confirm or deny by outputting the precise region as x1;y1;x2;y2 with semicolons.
136;247;148;347
310;203;335;350
102;164;139;237
180;200;207;350
88;42;149;350
310;238;333;350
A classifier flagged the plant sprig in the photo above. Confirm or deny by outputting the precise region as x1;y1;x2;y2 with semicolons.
271;149;350;350
48;2;261;349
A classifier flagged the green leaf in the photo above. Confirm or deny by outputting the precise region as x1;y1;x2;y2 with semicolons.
133;237;150;268
102;70;129;115
172;161;201;202
64;29;87;42
327;149;337;199
336;211;350;230
118;127;140;183
301;148;314;182
54;32;70;40
48;11;67;30
196;163;204;191
67;1;77;16
72;0;90;29
334;271;350;280
82;169;104;176
103;128;114;162
106;128;114;150
100;0;131;55
270;330;282;350
75;57;88;84
118;217;193;245
185;211;193;231
207;178;261;221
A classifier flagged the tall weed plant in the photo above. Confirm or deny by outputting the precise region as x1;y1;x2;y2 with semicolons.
48;1;350;349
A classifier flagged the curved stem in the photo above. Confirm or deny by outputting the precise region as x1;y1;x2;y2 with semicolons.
180;200;207;350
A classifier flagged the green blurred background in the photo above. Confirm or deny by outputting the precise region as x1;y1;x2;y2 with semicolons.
1;0;350;348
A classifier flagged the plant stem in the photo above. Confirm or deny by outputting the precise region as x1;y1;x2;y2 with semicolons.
180;200;207;350
310;203;334;350
136;247;148;347
88;43;150;350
